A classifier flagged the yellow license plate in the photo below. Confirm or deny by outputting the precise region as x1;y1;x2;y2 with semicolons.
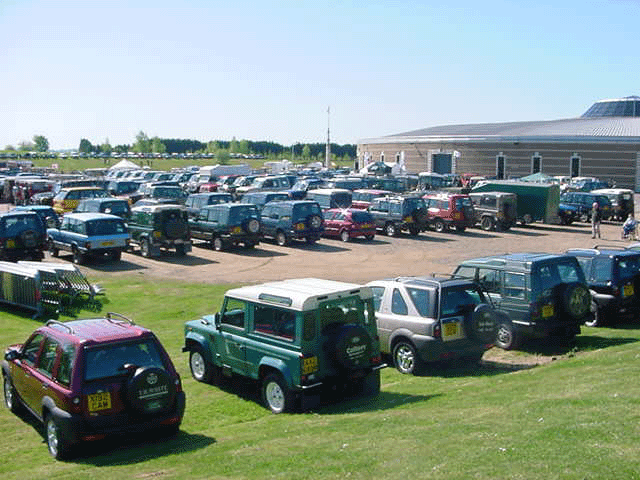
624;285;634;297
302;356;318;375
232;226;242;234
101;241;114;247
361;224;371;229
443;322;459;337
6;239;15;248
88;392;111;412
542;305;554;318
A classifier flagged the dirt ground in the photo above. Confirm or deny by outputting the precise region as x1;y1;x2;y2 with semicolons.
66;220;630;286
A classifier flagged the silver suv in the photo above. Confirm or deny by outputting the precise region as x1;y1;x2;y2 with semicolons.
366;276;498;374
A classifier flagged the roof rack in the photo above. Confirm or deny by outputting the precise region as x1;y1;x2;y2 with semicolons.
593;244;627;250
105;312;136;326
46;319;75;334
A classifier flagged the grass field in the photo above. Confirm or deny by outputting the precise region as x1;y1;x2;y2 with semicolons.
2;274;640;479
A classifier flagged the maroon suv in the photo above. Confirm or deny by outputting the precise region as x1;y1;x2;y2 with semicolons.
2;313;185;459
323;208;376;242
423;192;475;233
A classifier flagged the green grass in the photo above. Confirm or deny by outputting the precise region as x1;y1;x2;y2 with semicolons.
2;274;640;479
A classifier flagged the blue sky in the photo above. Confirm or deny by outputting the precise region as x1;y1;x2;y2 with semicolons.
1;0;639;150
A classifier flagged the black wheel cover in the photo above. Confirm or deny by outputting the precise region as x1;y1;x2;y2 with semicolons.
561;282;591;319
126;367;175;415
163;213;187;239
465;304;497;343
332;324;372;369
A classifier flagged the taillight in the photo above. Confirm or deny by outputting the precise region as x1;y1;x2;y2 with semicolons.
84;241;91;250
174;377;182;393
369;354;382;365
433;324;441;339
71;396;82;414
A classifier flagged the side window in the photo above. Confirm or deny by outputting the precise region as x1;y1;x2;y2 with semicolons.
22;333;45;366
478;268;501;294
504;273;526;299
221;298;246;329
575;257;592;280
57;344;75;387
390;202;402;215
391;288;408;315
407;287;431;317
454;266;476;280
38;338;59;378
593;258;611;283
253;306;296;341
370;286;385;312
303;312;316;342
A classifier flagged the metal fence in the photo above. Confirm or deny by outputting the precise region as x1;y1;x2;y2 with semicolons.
0;261;102;317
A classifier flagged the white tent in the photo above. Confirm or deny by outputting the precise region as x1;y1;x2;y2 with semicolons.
108;159;140;171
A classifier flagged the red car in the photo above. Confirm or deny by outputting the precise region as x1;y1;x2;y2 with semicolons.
2;313;185;459
423;192;476;232
323;208;376;242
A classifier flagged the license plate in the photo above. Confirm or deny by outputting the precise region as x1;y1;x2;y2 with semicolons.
442;320;463;340
444;323;458;337
360;223;371;229
232;226;242;234
101;241;114;247
87;392;111;412
302;356;318;375
6;239;15;248
542;304;554;318
624;285;634;297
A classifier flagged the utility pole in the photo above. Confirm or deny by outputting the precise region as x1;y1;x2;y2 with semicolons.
325;106;331;169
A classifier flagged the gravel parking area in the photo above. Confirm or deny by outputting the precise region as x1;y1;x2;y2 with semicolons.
58;220;631;286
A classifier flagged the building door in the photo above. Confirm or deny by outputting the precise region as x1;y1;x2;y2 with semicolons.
496;155;505;179
570;155;581;177
432;153;452;174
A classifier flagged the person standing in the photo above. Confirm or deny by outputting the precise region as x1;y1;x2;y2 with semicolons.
591;202;602;239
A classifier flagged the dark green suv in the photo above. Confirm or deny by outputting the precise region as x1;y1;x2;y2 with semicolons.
189;203;261;251
368;195;428;236
453;253;592;349
260;200;324;246
128;205;192;257
183;278;385;413
566;246;640;327
0;211;46;261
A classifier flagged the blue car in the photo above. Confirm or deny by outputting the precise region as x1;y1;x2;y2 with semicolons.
47;212;130;264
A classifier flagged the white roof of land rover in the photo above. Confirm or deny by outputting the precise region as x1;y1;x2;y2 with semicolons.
226;278;372;311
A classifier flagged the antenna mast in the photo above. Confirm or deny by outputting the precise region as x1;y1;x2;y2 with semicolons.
325;106;331;169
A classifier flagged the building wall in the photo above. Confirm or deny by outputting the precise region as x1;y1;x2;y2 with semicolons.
357;141;640;191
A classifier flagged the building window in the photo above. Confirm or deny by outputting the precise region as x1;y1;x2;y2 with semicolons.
395;152;401;163
531;153;542;174
496;153;506;180
380;152;385;163
570;154;581;178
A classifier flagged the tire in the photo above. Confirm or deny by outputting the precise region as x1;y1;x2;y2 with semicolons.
3;375;21;414
340;230;350;242
480;216;494;231
495;321;519;350
72;247;84;265
434;219;446;233
308;215;322;229
213;237;224;252
392;340;423;375
365;234;374;241
579;213;590;223
245;219;260;234
189;349;213;383
408;225;420;236
175;244;187;257
455;226;466;233
45;415;70;460
48;239;59;257
466;304;498;343
561;283;591;319
333;324;372;370
276;231;288;246
109;250;121;261
384;222;396;237
305;236;318;244
261;373;293;414
141;238;151;258
358;369;381;397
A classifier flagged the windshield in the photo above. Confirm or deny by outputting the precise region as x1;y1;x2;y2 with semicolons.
403;197;426;211
84;340;165;381
86;219;127;235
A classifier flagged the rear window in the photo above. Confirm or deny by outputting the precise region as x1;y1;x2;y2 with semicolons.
440;285;484;316
86;219;127;235
1;215;42;234
533;260;584;293
616;255;640;280
229;206;259;223
351;210;373;223
403;197;426;212
84;340;165;380
102;201;130;215
293;203;322;218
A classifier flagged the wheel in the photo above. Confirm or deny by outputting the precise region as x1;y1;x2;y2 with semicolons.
109;250;121;261
434;219;446;233
276;231;288;246
384;223;396;237
408;225;420;236
141;238;151;258
47;239;59;257
392;341;422;375
561;283;591;319
365;234;374;241
72;247;84;265
305;236;318;244
261;373;293;414
45;415;70;460
579;213;590;223
358;369;381;397
480;216;494;231
3;375;21;414
189;349;213;383
495;321;519;350
455;225;466;233
243;241;256;249
175;244;186;256
585;303;605;327
340;230;350;242
213;237;224;251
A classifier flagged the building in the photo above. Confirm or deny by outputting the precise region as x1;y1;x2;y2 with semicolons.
357;97;640;191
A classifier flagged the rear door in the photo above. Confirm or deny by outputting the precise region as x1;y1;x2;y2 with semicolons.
219;298;249;375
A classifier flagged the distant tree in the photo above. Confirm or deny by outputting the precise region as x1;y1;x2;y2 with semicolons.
302;144;311;160
151;137;166;154
18;140;35;151
238;139;250;155
4;145;16;151
216;149;230;165
133;131;151;153
33;135;49;152
229;137;239;153
78;138;93;154
206;141;219;153
100;139;112;154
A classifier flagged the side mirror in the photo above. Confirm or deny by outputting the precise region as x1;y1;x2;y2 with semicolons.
214;312;221;328
4;350;20;361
